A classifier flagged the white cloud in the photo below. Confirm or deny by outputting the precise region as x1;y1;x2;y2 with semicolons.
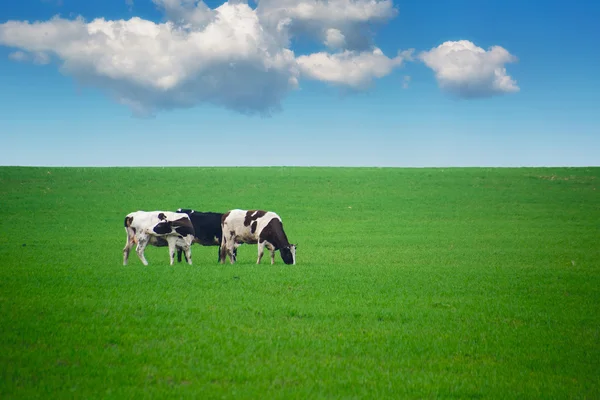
9;50;51;64
256;0;397;50
8;50;28;62
324;28;345;49
419;40;519;98
297;48;409;89
0;0;407;116
0;5;299;116
402;75;410;89
152;0;213;28
0;2;520;116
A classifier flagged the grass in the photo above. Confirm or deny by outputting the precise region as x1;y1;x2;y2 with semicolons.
0;166;598;399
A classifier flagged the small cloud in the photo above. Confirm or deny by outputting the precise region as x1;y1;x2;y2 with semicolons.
8;50;50;64
297;48;410;89
324;28;346;49
419;40;519;98
126;0;134;11
399;48;415;62
8;51;28;62
32;52;50;64
402;75;411;89
257;0;398;51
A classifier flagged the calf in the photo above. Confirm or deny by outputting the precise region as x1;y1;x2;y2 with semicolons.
219;209;296;265
175;208;236;262
123;211;195;266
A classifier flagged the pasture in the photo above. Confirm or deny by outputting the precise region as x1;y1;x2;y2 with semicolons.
0;166;598;399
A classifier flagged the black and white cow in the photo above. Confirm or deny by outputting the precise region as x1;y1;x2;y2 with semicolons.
219;209;296;265
123;211;195;266
174;208;236;263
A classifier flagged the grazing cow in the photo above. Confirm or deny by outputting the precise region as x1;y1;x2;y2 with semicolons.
174;208;237;263
123;211;195;266
219;209;296;265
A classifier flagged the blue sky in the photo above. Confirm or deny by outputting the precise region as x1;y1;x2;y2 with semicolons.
0;0;598;167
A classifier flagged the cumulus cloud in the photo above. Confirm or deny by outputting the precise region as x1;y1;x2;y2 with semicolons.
419;40;519;98
298;48;410;89
0;0;407;116
256;0;397;50
0;1;520;116
152;0;214;28
324;28;346;49
0;5;299;116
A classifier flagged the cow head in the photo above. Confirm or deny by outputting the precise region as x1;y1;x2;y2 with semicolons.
280;244;297;265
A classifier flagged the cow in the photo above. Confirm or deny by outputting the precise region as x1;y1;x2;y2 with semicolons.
123;211;195;266
219;209;296;265
174;208;236;263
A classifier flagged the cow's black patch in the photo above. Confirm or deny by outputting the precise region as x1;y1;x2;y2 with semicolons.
175;209;227;262
153;221;172;234
175;226;192;236
280;246;295;265
178;210;224;245
259;218;290;252
124;216;133;227
172;217;194;237
258;218;295;264
251;221;258;234
158;213;167;221
244;210;267;226
150;237;169;247
175;209;240;263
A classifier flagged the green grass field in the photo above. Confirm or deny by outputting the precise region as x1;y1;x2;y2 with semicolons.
1;166;598;399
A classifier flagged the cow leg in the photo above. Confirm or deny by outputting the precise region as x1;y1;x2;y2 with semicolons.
178;246;191;263
123;241;133;265
123;228;135;265
257;241;266;264
183;245;192;265
267;243;276;265
228;243;236;264
166;237;177;266
219;239;227;264
220;236;236;264
227;240;237;264
135;236;150;266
